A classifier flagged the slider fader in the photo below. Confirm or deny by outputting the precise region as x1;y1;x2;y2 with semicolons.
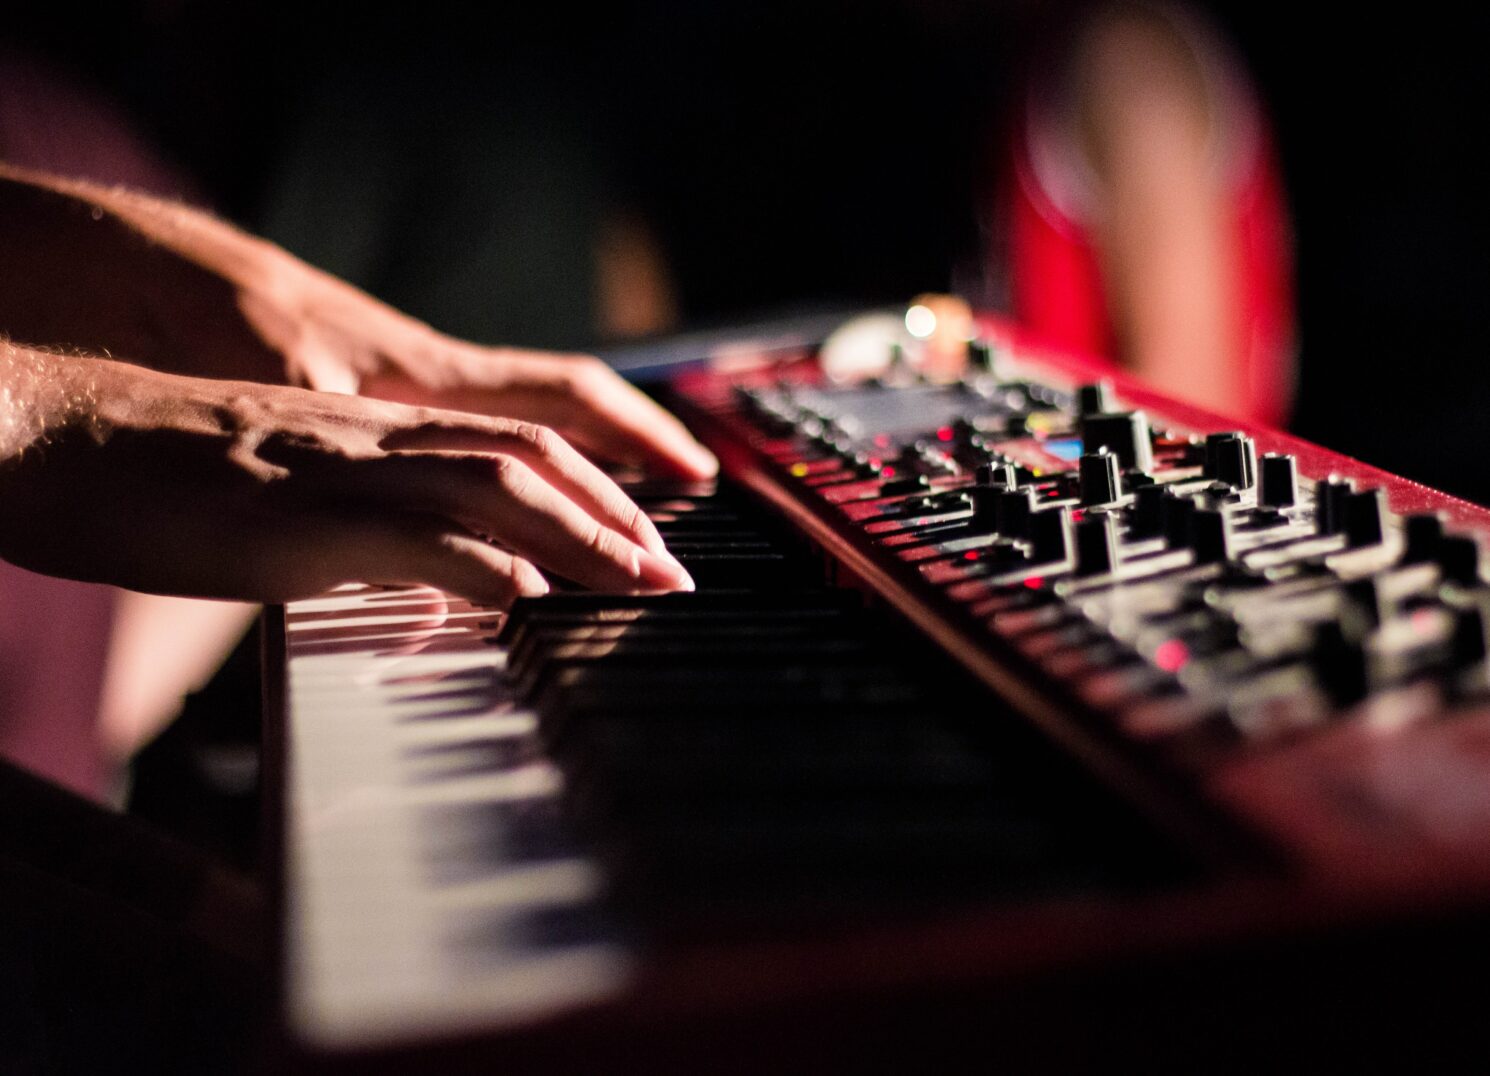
277;319;1490;1068
673;326;1490;891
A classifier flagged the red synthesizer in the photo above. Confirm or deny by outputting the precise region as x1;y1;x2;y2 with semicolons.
269;309;1490;1069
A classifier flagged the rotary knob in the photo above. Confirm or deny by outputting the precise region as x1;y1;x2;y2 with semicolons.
993;487;1038;539
1315;476;1355;536
1343;488;1388;548
1080;410;1155;474
1190;508;1236;564
1401;513;1445;565
1074;512;1121;576
1258;453;1299;508
1076;381;1116;416
1202;432;1256;489
976;461;1019;489
1162;491;1200;550
1027;505;1074;564
1078;447;1124;506
1128;483;1167;540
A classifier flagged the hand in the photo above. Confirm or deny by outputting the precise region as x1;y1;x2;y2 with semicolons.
0;166;718;480
0;347;693;606
238;262;720;479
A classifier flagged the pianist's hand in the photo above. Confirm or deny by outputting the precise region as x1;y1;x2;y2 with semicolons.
0;346;693;605
0;165;718;481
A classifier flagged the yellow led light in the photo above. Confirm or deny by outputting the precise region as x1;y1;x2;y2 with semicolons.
790;462;811;477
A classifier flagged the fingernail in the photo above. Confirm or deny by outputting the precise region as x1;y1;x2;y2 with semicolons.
636;548;694;591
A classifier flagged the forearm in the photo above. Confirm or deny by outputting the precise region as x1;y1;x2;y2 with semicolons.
0;339;90;463
0;165;288;383
1094;141;1246;416
0;166;717;477
1074;5;1247;416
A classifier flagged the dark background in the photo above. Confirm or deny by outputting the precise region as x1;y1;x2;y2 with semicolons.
6;2;1489;500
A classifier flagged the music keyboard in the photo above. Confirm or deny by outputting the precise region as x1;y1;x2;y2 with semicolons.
272;317;1490;1067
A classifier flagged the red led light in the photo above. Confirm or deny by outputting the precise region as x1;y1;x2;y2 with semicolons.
963;550;980;561
881;466;897;479
1023;576;1044;590
1071;509;1086;523
1153;639;1190;673
936;426;955;442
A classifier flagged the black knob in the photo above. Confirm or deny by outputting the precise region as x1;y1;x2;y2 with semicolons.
967;486;1000;530
968;338;996;373
1162;492;1200;550
1074;513;1121;576
845;451;885;480
1343;488;1388;548
976;461;1019;488
1401;513;1445;565
1438;535;1483;586
1080;410;1155;473
1221;437;1257;489
993;487;1038;539
1190;508;1236;564
1202;432;1256;489
1258;453;1299;508
1027;506;1074;564
835;460;881;481
949;417;983;444
1129;483;1167;540
1315;476;1355;536
1448;592;1490;668
1201;432;1233;479
1078;447;1124;506
1311;613;1373;705
1076;381;1116;416
880;474;931;497
1340;576;1390;627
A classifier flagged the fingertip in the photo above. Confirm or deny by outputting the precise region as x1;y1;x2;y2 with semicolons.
654;441;718;480
683;442;720;479
636;548;695;592
512;558;551;598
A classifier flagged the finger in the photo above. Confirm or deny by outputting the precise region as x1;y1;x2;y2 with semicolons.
347;514;551;607
377;417;675;561
343;454;693;594
364;354;719;479
495;363;719;479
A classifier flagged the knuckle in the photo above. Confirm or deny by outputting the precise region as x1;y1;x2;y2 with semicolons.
564;356;609;396
581;519;627;565
522;422;564;459
618;498;650;539
495;420;551;455
489;455;532;500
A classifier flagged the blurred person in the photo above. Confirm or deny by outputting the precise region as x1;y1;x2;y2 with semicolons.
259;1;1292;425
1004;1;1293;424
